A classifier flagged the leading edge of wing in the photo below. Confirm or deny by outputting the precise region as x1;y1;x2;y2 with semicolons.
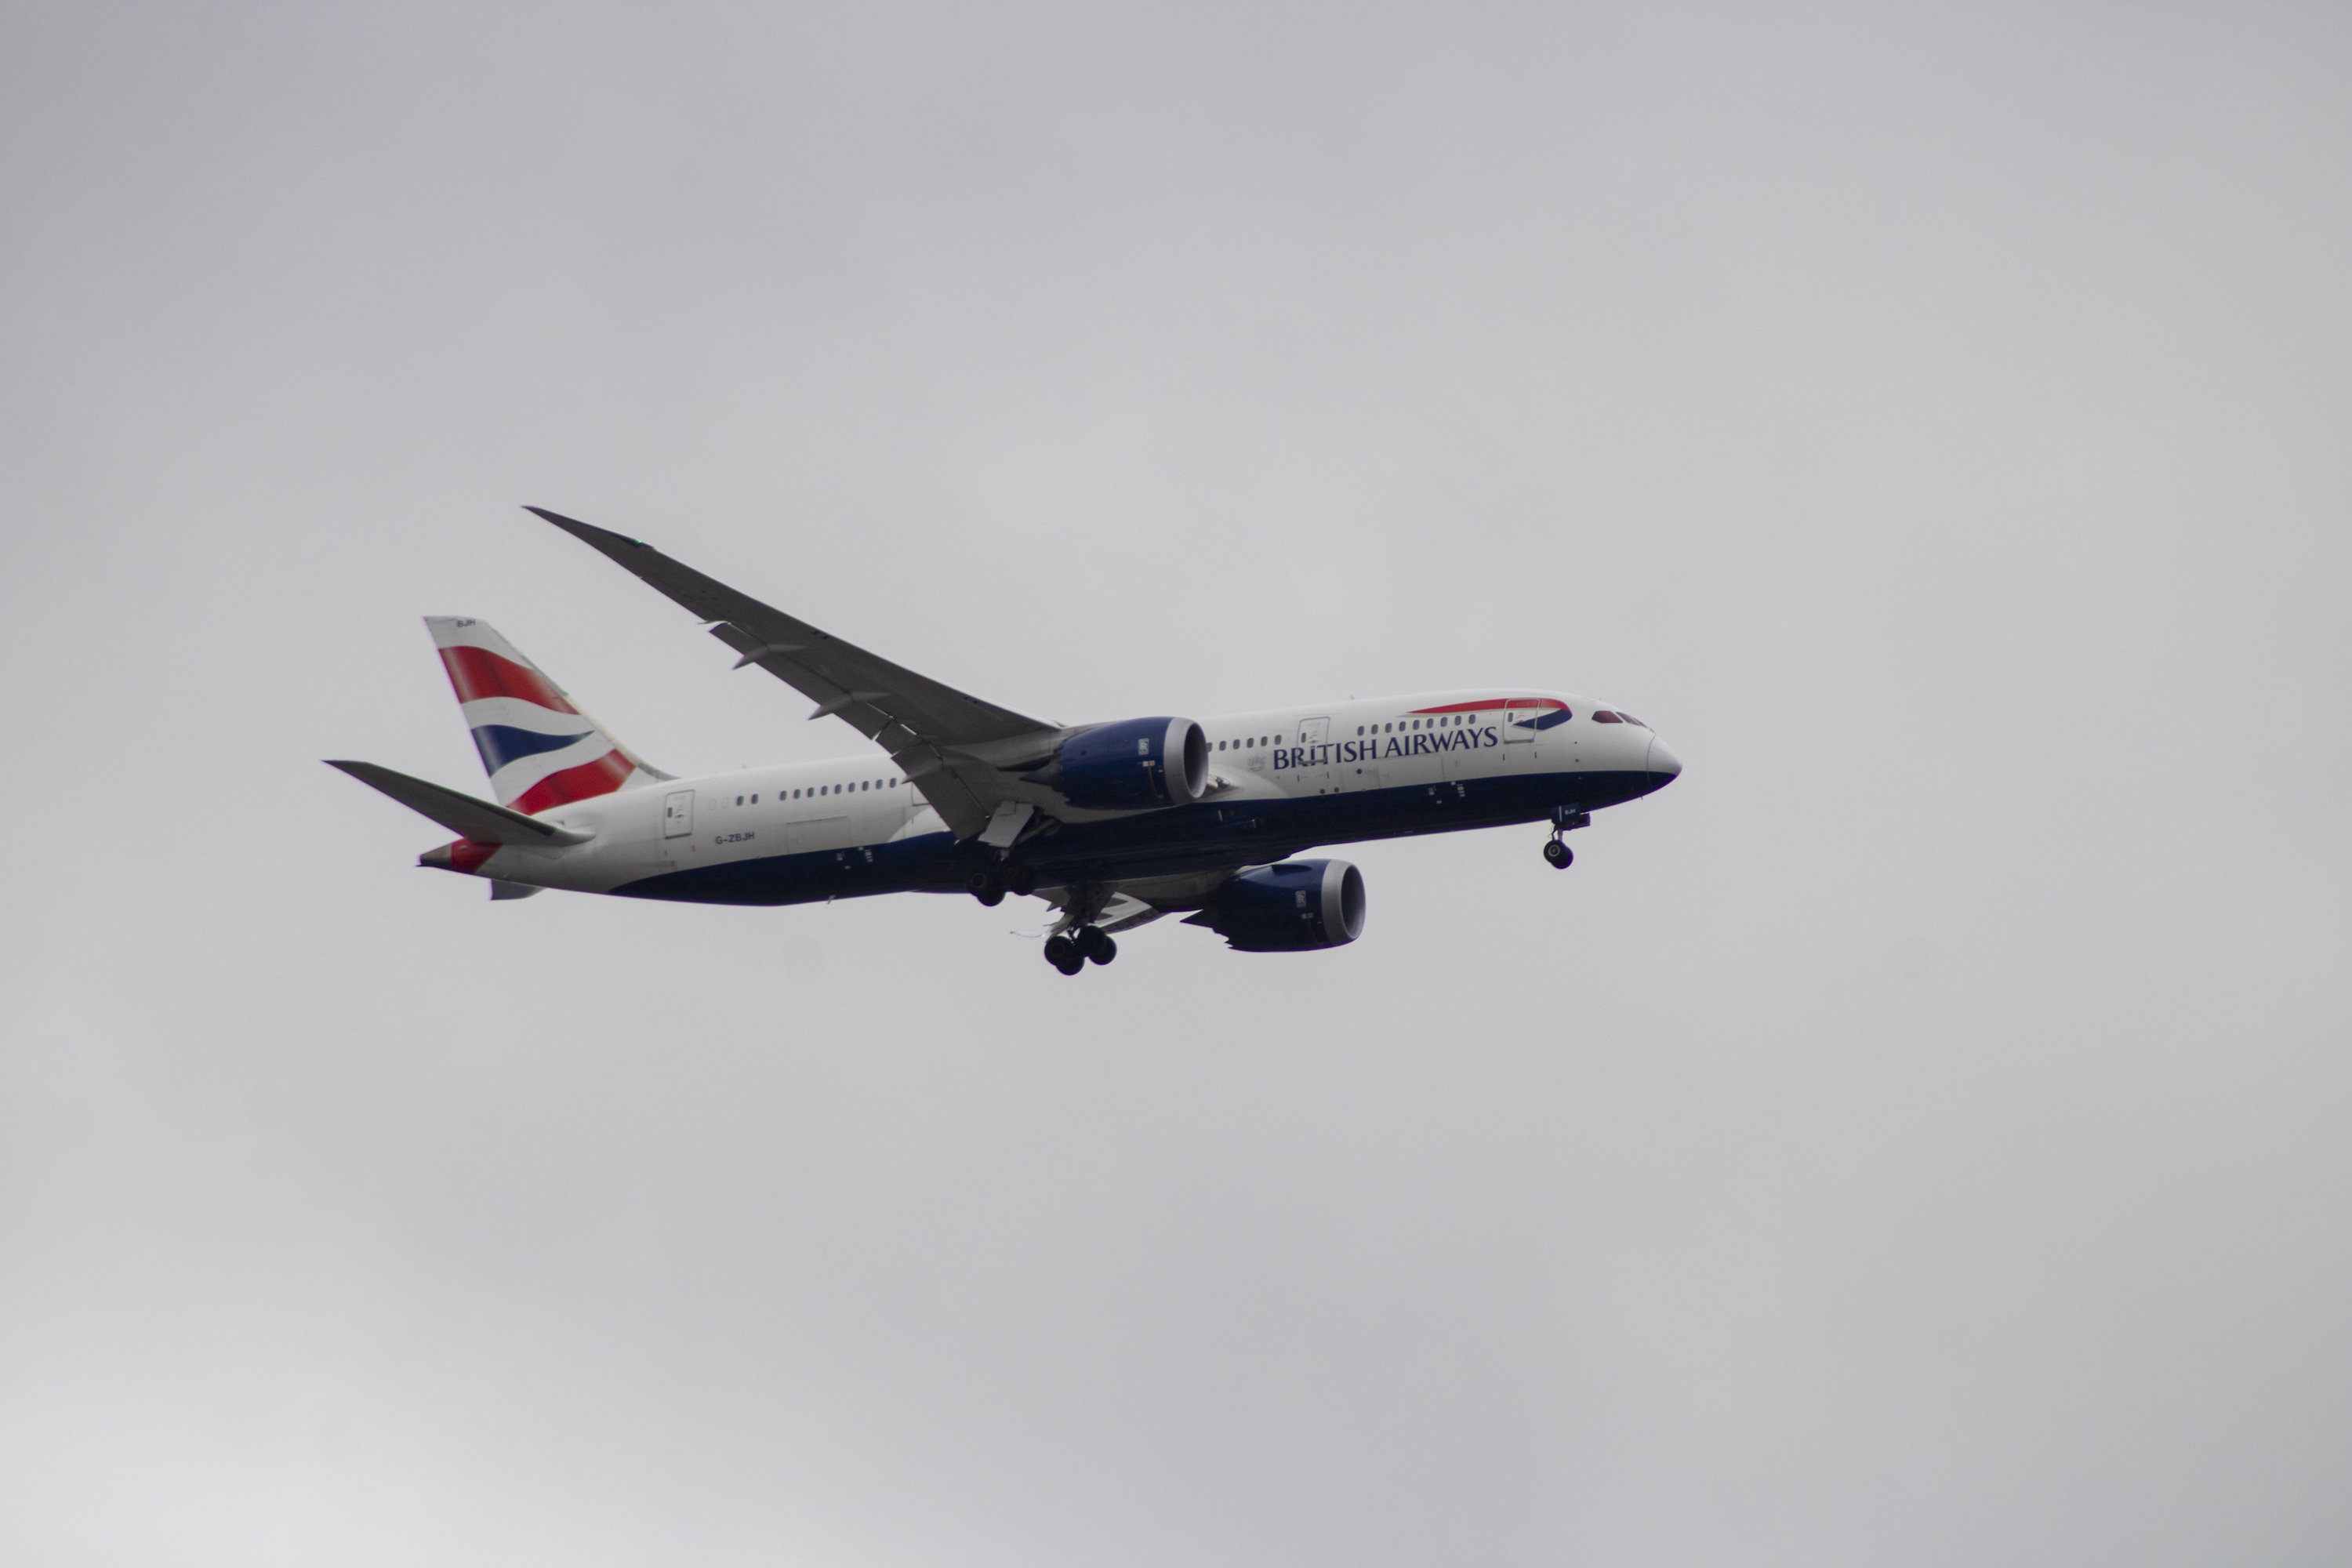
525;506;1055;838
526;507;1053;740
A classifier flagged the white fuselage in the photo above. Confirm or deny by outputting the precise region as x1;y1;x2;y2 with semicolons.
472;688;1674;896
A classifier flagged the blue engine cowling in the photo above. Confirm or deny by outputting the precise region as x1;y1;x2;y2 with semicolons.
1031;716;1209;810
1187;858;1368;952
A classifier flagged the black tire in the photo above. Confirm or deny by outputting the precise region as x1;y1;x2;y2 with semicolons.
1087;934;1117;966
975;886;1006;907
1044;935;1079;971
1543;839;1572;869
1003;859;1036;897
1076;924;1110;962
966;865;1000;897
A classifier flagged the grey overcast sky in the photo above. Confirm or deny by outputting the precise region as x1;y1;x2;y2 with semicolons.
2;3;2347;1564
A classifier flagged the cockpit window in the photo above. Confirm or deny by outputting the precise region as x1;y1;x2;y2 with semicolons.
1617;713;1646;728
1592;710;1623;724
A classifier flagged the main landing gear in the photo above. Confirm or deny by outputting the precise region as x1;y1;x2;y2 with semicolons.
1544;808;1591;870
1044;924;1116;976
966;856;1037;906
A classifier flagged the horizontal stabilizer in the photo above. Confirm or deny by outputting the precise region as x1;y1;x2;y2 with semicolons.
325;760;593;846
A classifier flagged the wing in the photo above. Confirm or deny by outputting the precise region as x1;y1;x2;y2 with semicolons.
528;507;1061;838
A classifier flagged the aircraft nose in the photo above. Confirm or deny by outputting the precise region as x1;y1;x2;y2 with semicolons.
1644;734;1682;790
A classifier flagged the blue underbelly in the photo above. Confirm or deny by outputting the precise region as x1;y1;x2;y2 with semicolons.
611;769;1657;906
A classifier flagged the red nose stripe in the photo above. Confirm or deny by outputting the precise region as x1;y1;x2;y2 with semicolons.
1409;697;1567;715
438;645;582;713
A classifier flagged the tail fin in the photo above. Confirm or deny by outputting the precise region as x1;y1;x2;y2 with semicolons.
424;617;670;812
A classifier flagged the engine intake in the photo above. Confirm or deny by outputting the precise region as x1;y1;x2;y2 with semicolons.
1029;717;1208;810
1188;858;1367;952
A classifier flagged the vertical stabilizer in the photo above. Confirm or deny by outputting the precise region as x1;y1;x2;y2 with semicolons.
424;617;669;811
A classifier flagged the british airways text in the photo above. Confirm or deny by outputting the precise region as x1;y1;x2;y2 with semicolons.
1275;725;1504;770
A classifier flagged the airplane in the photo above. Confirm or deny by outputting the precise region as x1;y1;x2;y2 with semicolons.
330;508;1682;975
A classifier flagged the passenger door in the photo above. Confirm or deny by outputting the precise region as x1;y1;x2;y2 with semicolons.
1500;700;1542;769
660;789;695;863
1292;717;1331;793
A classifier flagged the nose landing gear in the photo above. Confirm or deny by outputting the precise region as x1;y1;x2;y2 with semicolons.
1544;807;1590;870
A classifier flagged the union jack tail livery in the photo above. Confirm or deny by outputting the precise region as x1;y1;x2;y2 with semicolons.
424;616;669;813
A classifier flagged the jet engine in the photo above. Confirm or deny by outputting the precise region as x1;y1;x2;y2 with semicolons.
1026;717;1209;810
1187;858;1367;952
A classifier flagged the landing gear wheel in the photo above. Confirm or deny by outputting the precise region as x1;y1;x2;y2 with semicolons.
1002;859;1036;897
966;865;1005;905
1077;926;1116;965
1543;839;1573;869
1043;935;1083;975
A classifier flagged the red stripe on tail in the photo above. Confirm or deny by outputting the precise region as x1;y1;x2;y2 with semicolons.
510;750;635;814
438;646;582;713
